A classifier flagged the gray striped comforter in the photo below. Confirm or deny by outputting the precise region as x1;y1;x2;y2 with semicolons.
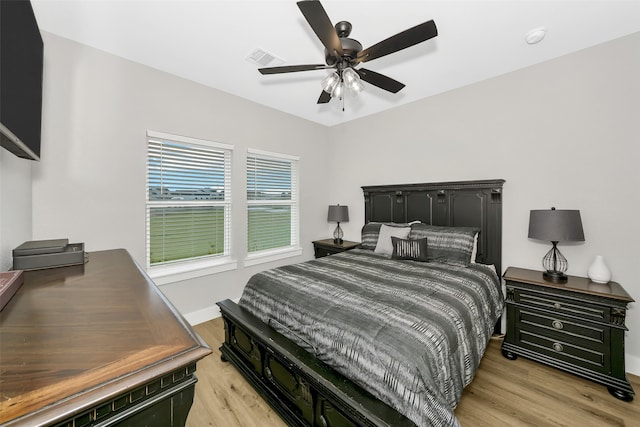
239;249;504;427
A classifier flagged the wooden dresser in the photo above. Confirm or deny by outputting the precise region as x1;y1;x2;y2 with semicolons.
0;249;211;426
501;266;635;401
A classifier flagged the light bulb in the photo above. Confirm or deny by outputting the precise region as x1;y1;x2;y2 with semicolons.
331;82;344;99
350;79;364;94
321;72;339;93
342;67;363;95
342;67;358;86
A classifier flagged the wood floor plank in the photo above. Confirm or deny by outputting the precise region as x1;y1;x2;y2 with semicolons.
187;318;640;427
186;318;286;427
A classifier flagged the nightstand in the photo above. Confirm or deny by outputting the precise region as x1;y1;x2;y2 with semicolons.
501;266;635;401
312;239;360;258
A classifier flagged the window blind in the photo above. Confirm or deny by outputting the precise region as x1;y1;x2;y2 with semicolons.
247;150;298;254
146;132;232;267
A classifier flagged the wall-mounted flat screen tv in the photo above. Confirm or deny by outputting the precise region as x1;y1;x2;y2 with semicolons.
0;0;43;161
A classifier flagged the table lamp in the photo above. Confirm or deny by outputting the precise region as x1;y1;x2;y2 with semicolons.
528;207;584;283
327;205;349;244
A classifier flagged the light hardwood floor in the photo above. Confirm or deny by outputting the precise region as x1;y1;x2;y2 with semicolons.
186;318;640;427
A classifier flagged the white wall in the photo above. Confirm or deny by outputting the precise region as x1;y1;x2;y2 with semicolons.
31;32;331;318
327;32;640;372
20;28;640;374
0;151;33;271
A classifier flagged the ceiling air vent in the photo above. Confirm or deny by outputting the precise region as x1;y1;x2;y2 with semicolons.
245;48;284;68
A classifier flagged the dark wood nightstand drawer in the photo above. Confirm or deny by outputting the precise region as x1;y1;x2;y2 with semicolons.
517;308;607;347
312;239;360;259
509;284;610;323
315;246;338;258
516;329;609;373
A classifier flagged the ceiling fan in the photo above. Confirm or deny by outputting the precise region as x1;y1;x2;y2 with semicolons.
258;0;438;104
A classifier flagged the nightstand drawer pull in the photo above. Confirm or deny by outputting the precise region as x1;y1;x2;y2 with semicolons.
552;342;564;352
552;320;564;330
553;302;562;309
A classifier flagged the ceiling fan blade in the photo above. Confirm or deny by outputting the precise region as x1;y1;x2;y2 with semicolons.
356;68;405;93
297;0;343;57
356;20;437;63
317;90;331;104
259;64;330;75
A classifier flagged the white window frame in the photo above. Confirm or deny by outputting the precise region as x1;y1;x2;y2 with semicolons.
146;130;236;284
245;148;301;267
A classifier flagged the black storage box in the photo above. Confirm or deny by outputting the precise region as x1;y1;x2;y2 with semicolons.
13;239;86;270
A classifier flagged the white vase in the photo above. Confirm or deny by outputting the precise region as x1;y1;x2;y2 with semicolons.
588;255;611;283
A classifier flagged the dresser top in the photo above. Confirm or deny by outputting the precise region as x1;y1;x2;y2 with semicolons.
0;249;211;425
504;266;634;303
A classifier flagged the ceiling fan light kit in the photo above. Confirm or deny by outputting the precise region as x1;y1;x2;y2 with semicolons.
321;67;364;100
258;0;438;107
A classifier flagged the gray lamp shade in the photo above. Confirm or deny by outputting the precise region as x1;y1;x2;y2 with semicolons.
327;205;349;223
528;209;585;242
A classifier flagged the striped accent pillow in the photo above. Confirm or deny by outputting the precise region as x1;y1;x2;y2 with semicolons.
391;237;428;262
409;223;479;266
361;222;383;250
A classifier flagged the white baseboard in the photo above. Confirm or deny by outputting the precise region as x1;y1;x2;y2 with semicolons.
626;353;640;377
183;298;239;326
183;305;220;326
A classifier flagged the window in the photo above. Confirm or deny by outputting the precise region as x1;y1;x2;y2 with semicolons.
246;149;300;263
146;130;233;279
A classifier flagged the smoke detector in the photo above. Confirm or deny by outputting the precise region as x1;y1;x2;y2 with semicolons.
525;27;547;45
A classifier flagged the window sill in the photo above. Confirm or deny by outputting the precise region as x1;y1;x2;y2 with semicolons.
149;257;237;285
244;246;303;267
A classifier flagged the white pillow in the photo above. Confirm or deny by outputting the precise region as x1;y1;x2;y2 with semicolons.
471;232;479;263
374;224;410;256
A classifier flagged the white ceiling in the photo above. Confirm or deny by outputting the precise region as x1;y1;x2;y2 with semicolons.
31;1;640;127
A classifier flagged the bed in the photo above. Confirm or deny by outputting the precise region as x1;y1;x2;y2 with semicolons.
218;179;505;427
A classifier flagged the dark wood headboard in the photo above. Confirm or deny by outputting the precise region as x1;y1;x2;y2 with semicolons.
362;179;505;275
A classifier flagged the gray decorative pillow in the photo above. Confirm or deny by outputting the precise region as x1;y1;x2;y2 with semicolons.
409;223;479;266
374;224;410;256
391;237;428;262
360;222;412;250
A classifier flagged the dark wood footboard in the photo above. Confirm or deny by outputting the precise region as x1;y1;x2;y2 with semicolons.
217;299;414;427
